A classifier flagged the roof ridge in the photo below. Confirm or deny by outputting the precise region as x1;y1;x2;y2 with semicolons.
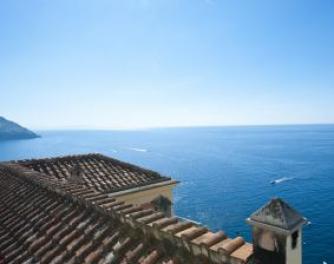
275;198;289;229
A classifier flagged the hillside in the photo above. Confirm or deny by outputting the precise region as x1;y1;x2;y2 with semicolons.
0;117;39;140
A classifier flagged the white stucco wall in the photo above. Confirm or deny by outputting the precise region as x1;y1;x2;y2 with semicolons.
112;183;176;208
286;229;302;264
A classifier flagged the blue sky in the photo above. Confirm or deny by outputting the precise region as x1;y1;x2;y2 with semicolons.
1;0;333;129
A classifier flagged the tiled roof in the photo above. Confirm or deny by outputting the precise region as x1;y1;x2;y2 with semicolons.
0;155;253;264
16;154;175;193
247;198;307;232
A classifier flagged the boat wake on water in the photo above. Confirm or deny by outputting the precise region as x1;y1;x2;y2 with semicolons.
270;177;294;185
127;147;148;152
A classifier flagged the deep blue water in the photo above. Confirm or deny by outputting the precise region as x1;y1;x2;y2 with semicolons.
1;125;333;263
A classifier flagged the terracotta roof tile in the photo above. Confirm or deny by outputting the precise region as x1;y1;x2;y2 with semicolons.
175;226;208;241
16;153;175;193
0;155;253;264
230;243;253;262
220;236;245;254
162;221;193;234
149;216;178;229
140;249;161;264
191;231;226;247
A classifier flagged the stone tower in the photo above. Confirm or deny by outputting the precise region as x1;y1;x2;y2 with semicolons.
247;198;307;264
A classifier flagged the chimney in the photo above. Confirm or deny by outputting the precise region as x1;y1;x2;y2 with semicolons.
246;198;307;264
68;164;84;184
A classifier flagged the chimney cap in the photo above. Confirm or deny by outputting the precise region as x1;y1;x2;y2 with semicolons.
247;198;307;233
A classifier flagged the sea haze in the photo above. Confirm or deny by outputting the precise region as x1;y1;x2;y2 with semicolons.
1;124;333;264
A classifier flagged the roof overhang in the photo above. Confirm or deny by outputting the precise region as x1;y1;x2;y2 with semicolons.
246;217;308;235
108;179;180;198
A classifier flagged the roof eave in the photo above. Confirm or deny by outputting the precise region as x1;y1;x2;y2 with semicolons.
246;217;308;235
108;179;180;198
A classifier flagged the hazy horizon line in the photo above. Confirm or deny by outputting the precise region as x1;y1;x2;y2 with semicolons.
32;122;334;131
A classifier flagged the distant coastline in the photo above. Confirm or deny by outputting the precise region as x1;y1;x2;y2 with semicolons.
0;116;40;140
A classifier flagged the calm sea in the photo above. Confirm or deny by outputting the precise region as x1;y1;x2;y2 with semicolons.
1;125;333;263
